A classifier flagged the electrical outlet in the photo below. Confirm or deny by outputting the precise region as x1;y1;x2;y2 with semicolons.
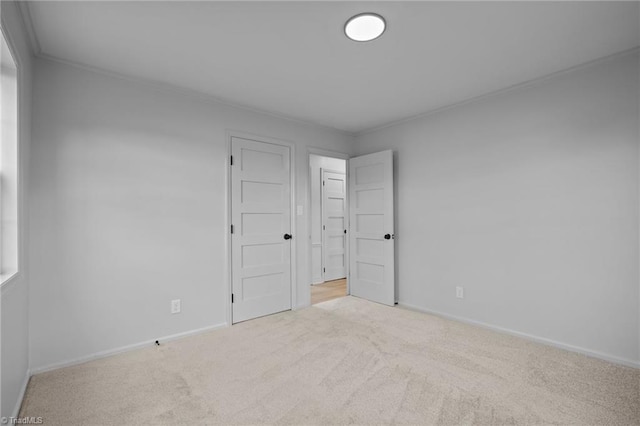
456;287;464;299
171;299;181;314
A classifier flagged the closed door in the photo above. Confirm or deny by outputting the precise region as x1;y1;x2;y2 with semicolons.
231;137;292;323
322;170;347;281
349;150;395;306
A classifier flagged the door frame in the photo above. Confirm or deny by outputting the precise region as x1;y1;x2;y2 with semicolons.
306;147;350;305
225;130;297;326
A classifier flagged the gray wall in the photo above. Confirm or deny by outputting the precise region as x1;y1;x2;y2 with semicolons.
1;0;33;418
354;52;640;365
29;58;354;371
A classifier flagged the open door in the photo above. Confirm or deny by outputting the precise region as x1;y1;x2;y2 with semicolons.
349;150;395;306
322;170;347;282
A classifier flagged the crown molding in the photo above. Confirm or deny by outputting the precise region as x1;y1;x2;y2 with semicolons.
358;46;640;136
16;1;41;56
35;51;356;138
21;4;638;139
14;0;352;136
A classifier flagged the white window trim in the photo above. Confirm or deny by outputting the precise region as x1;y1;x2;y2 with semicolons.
0;20;23;289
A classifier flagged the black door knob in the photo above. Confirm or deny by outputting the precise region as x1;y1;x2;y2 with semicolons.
284;234;292;240
384;234;391;240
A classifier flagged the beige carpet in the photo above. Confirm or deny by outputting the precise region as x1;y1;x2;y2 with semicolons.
20;296;639;425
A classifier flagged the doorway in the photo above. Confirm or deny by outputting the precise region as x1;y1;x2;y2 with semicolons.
309;154;348;305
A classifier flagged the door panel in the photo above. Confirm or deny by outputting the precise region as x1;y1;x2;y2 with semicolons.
322;170;347;281
232;137;292;323
349;150;395;306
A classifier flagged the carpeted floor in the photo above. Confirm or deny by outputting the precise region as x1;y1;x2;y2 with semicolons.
20;296;639;425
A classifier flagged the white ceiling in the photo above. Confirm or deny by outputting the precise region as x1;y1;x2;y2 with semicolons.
25;1;640;133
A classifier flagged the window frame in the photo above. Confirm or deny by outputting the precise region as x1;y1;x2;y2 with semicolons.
0;19;23;288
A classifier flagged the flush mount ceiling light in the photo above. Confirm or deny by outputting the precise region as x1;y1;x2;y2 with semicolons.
344;13;386;42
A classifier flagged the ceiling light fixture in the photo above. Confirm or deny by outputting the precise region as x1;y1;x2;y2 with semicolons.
344;13;386;42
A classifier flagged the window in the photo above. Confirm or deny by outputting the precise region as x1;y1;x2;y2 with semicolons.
1;26;19;284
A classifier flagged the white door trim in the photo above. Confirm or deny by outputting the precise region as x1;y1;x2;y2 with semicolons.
306;147;350;306
226;130;297;326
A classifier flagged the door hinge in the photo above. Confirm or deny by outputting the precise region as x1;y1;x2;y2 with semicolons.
323;267;326;273
230;155;233;166
323;225;325;230
231;293;234;303
323;180;325;186
231;224;234;234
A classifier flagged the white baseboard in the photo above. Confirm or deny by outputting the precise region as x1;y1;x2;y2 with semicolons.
398;302;640;369
30;323;227;375
11;369;31;418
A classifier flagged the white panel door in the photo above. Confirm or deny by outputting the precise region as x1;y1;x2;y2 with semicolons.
349;150;395;306
231;137;292;323
322;170;347;281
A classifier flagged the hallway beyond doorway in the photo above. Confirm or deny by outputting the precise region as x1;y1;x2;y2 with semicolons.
311;279;346;305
